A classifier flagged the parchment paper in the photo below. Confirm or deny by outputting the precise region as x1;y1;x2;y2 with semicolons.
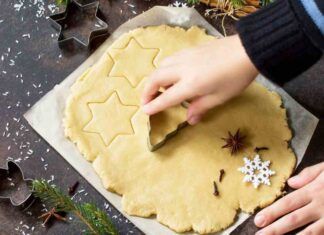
24;6;319;235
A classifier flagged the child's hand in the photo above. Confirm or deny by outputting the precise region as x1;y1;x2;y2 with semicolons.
255;163;324;235
142;34;258;125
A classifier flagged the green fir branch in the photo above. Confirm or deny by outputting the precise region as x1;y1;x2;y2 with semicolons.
230;0;245;8
186;0;200;4
260;0;273;6
32;180;118;235
56;0;70;6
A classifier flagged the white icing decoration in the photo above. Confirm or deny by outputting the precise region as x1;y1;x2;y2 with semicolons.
238;154;276;189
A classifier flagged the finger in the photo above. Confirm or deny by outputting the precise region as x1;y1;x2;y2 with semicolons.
288;163;324;189
159;55;182;67
297;219;324;235
142;83;194;115
256;204;317;235
187;94;224;125
142;67;180;105
255;188;311;228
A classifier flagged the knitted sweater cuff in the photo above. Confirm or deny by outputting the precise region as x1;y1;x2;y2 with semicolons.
236;0;322;85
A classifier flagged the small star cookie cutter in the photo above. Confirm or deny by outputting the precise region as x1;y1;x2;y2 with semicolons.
0;161;34;207
49;0;109;48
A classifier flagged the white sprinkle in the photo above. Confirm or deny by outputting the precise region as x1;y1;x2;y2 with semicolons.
48;4;58;13
14;3;23;11
14;158;22;163
22;34;30;38
22;225;29;229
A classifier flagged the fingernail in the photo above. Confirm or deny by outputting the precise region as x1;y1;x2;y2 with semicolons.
288;175;299;184
254;214;266;227
188;115;200;125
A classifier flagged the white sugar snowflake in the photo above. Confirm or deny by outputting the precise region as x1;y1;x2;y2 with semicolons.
238;154;275;189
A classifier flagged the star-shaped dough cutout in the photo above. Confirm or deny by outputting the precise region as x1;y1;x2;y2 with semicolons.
83;92;138;146
109;38;159;87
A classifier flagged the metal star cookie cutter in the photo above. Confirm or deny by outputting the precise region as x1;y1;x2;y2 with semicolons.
147;118;188;152
49;0;109;48
0;161;34;207
147;94;189;152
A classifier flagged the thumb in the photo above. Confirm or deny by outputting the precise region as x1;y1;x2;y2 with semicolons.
288;163;324;189
187;93;224;125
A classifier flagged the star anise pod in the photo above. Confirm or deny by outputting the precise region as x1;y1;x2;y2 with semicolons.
38;207;66;225
221;129;245;155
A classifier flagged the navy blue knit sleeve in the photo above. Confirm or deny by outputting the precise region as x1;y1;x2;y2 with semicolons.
236;0;323;85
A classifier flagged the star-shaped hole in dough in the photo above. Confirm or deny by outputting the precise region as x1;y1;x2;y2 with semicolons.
83;92;138;146
109;38;159;87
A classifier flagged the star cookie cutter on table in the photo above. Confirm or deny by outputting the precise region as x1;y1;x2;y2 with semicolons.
0;161;34;207
49;0;109;48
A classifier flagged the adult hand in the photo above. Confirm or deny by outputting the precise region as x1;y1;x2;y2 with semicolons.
255;163;324;235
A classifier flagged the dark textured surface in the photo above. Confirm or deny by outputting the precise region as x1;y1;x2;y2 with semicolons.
0;0;322;234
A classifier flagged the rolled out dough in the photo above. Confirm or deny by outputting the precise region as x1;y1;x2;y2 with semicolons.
64;25;296;234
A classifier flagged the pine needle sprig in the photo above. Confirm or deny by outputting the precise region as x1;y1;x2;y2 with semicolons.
32;180;118;235
230;0;245;8
32;179;75;212
56;0;70;6
260;0;273;6
186;0;200;4
76;203;118;235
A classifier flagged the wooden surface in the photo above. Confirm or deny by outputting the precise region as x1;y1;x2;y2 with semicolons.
0;0;323;234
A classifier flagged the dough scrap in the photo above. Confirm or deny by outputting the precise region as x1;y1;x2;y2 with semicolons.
64;25;296;234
